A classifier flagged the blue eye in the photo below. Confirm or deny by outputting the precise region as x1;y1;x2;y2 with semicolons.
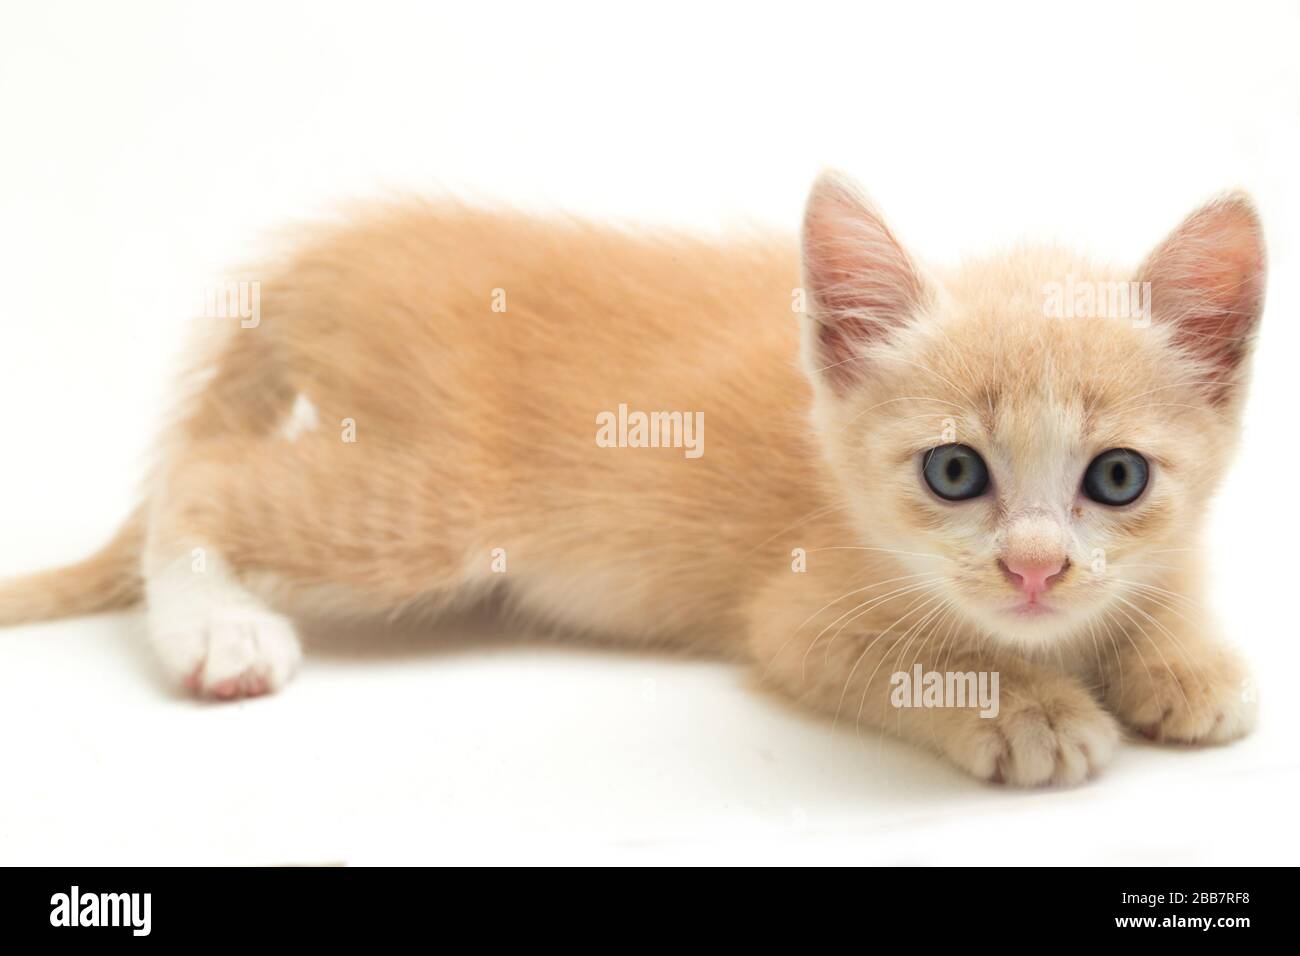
922;444;990;501
1083;448;1148;506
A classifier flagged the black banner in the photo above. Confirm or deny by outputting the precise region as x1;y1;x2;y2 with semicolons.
0;866;1285;943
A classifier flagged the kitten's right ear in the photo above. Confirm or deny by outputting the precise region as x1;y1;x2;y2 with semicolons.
801;171;932;392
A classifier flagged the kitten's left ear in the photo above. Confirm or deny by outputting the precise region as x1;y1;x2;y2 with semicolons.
1137;192;1267;403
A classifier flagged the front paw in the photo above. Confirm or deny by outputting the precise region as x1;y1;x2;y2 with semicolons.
941;673;1119;787
1107;644;1257;744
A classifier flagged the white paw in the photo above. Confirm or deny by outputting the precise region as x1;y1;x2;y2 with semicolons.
146;550;302;700
188;606;302;699
945;679;1119;787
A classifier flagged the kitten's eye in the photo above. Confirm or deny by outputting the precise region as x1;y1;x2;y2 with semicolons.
1082;448;1149;506
922;444;990;501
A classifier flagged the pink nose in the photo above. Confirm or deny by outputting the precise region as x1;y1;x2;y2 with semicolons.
1000;558;1066;595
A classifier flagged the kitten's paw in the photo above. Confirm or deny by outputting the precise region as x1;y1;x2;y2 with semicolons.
147;550;302;699
158;606;302;700
944;677;1119;787
1107;646;1257;745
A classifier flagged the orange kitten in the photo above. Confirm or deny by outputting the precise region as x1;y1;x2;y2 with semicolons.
0;171;1263;785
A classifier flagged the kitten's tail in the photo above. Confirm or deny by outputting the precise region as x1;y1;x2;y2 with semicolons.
0;506;147;626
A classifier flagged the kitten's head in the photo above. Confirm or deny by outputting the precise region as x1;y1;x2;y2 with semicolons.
800;171;1266;646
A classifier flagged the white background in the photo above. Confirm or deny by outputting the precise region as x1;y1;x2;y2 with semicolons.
0;0;1297;864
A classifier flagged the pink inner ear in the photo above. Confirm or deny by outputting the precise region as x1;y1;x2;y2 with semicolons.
801;175;928;392
1140;195;1266;403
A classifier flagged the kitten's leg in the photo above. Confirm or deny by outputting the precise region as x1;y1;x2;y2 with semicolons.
143;431;481;698
1101;595;1257;744
748;580;1119;786
142;441;307;699
144;544;302;699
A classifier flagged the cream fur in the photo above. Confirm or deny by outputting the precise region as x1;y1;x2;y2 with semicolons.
0;172;1265;786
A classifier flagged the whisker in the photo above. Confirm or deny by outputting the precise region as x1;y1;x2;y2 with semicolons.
847;591;951;733
1110;592;1210;694
806;545;953;562
743;502;845;557
876;597;955;740
801;578;943;679
829;588;947;735
1108;600;1193;710
1112;577;1204;611
843;395;964;430
760;571;940;679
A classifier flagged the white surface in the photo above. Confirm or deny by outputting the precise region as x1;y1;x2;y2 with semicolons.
0;0;1297;865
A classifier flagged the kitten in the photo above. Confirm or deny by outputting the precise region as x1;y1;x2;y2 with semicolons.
0;171;1263;785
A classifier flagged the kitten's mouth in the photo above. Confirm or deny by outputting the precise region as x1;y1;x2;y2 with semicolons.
1007;598;1056;617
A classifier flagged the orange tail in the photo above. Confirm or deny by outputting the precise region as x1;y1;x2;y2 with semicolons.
0;506;146;625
